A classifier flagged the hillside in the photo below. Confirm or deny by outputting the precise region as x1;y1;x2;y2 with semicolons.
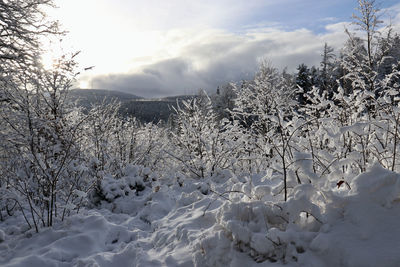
68;89;195;123
68;88;141;107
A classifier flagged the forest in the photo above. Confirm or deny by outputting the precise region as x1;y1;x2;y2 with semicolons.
1;0;400;266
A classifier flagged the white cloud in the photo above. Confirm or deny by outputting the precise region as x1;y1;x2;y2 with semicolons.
384;3;400;32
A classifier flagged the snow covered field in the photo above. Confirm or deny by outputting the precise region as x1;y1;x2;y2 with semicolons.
1;163;400;267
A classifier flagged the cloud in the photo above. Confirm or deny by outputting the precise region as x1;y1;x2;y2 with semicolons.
76;1;400;98
383;3;400;32
92;58;206;98
319;17;339;22
90;25;351;98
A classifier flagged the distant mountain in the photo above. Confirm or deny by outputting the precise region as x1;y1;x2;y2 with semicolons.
68;89;195;123
161;95;198;101
120;95;196;123
68;89;142;107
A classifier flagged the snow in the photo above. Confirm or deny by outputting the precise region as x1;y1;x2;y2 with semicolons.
1;164;400;266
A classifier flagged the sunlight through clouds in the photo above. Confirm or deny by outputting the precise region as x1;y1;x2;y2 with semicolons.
46;0;400;97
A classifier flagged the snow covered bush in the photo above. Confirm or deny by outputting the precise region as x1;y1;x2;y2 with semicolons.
233;62;316;200
297;81;400;189
194;182;322;265
79;102;170;207
99;165;154;201
193;162;400;266
0;52;96;232
94;165;156;213
168;90;245;179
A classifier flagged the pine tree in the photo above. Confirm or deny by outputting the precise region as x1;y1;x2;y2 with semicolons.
296;64;312;105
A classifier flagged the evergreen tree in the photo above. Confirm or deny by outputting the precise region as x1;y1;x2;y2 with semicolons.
296;64;312;105
320;43;336;95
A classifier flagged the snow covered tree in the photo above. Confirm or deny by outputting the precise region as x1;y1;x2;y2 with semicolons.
168;91;243;179
296;64;314;105
376;30;400;85
82;103;168;179
339;0;383;94
352;0;382;72
0;53;91;231
212;83;236;120
339;33;370;94
0;0;61;102
0;1;91;231
233;62;307;200
320;43;336;95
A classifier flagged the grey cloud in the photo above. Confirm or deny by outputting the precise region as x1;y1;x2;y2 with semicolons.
92;58;208;98
92;72;164;98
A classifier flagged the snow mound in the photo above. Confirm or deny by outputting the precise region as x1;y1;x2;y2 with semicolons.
0;210;145;267
309;164;400;267
350;163;400;207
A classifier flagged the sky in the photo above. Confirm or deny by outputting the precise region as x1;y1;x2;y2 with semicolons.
47;0;400;98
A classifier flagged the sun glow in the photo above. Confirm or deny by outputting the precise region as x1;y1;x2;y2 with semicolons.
39;35;72;71
78;79;91;89
40;53;57;70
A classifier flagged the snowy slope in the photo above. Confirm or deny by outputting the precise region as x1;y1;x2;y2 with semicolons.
1;164;400;267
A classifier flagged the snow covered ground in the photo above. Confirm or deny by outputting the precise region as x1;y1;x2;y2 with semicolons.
1;163;400;267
